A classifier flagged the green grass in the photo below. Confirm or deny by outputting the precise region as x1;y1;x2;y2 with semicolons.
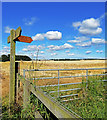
41;75;107;118
2;72;106;119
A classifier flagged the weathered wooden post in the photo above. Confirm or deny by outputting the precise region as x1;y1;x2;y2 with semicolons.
15;62;20;103
9;29;16;105
23;79;30;109
7;26;33;111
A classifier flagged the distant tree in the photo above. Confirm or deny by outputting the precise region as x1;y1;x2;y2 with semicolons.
8;54;31;61
1;55;9;62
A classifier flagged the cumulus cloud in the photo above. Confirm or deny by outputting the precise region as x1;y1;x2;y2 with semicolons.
0;46;10;55
63;43;74;49
45;31;62;40
22;48;29;52
4;26;13;33
34;54;44;58
96;50;103;53
22;45;45;52
51;53;57;56
68;53;75;56
40;51;44;54
67;40;80;43
72;22;82;28
23;17;37;26
47;43;74;51
74;36;89;41
32;31;62;41
67;36;89;43
3;46;10;49
72;18;102;36
32;34;45;41
65;50;70;53
92;38;105;44
76;41;91;47
86;51;92;54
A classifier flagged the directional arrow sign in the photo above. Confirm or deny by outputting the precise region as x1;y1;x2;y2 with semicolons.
17;36;33;43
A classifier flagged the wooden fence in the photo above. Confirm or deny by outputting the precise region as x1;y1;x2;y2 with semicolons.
17;74;80;119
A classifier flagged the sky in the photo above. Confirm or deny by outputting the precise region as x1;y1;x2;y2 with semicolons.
1;2;106;59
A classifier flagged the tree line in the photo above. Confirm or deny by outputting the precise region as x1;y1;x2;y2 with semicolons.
0;54;31;62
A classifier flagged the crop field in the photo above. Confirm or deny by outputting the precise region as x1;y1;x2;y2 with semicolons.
0;60;107;118
0;60;106;97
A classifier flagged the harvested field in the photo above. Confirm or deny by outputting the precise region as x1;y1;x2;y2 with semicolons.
0;60;106;97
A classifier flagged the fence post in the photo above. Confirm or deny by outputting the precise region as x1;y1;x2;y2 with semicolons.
23;70;30;110
15;62;20;103
58;70;60;98
9;29;16;106
86;69;88;89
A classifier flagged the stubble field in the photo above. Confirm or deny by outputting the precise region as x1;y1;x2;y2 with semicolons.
0;60;106;98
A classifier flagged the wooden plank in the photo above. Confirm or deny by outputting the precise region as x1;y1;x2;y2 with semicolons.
7;36;10;43
15;26;22;38
9;29;16;105
30;86;79;119
19;76;80;118
7;27;22;44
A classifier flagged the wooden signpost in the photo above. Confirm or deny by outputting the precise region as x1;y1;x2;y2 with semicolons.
7;26;33;106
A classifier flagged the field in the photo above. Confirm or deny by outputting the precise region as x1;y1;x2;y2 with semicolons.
0;60;106;97
0;60;106;118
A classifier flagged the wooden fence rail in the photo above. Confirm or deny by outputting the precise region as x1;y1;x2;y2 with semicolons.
17;75;80;119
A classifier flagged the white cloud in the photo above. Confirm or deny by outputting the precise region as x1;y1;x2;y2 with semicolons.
68;53;75;56
98;13;106;21
47;45;55;48
92;38;105;44
73;18;102;36
65;50;70;53
32;34;45;41
45;31;62;40
4;26;13;33
22;48;29;52
81;18;100;29
79;27;102;36
67;40;80;43
0;46;10;55
3;46;10;49
74;36;90;41
63;43;74;49
67;36;89;43
51;53;57;56
22;45;45;52
40;51;44;54
86;51;92;54
34;54;44;58
72;22;81;28
47;43;74;51
23;17;37;26
96;50;103;53
32;31;62;41
76;41;91;47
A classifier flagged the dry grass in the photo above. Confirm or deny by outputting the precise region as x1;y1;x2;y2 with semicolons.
0;60;106;97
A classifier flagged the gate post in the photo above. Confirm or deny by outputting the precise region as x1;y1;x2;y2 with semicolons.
23;70;30;110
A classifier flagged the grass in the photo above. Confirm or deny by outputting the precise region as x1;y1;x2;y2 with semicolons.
1;60;106;119
41;75;106;118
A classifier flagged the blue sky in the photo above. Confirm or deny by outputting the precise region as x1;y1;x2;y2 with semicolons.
1;2;106;59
